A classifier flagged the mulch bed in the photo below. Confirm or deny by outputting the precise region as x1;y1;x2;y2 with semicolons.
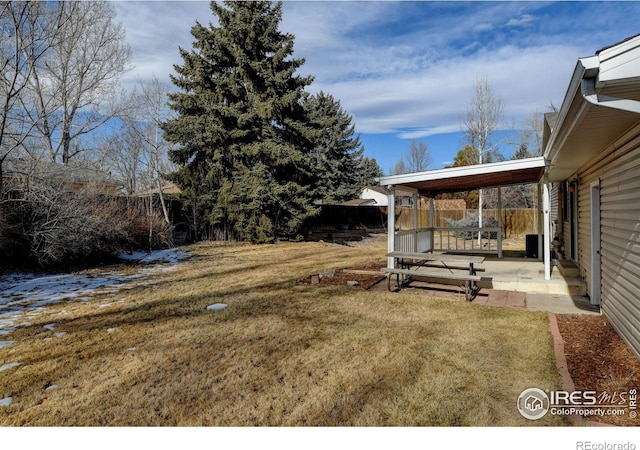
296;262;386;290
556;314;640;426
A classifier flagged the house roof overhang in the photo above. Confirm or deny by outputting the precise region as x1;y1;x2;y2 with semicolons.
544;35;640;182
378;157;546;197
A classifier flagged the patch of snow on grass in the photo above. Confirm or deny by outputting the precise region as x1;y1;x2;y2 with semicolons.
0;326;16;336
0;341;15;349
0;397;12;407
206;303;227;311
0;362;21;372
118;248;190;265
0;247;191;336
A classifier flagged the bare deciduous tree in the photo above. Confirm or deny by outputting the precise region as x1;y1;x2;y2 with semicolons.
461;76;504;241
136;75;176;226
22;1;132;164
0;1;60;196
0;3;175;267
461;75;504;165
391;140;432;175
406;140;432;172
104;76;175;220
100;122;144;195
512;111;543;158
391;158;407;176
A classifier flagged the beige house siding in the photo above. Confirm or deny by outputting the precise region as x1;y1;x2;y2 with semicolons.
548;182;560;243
562;218;572;261
577;175;592;287
575;123;640;358
543;34;640;359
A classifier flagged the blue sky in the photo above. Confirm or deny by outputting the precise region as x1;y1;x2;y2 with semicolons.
114;1;640;174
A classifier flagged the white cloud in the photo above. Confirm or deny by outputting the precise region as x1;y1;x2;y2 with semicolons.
312;42;581;136
115;1;212;85
473;23;494;33
398;125;462;140
114;1;637;141
506;13;536;27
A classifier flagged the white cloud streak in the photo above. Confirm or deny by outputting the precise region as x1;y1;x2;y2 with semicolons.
114;1;640;140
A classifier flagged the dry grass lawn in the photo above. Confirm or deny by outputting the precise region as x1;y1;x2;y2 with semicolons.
0;239;568;426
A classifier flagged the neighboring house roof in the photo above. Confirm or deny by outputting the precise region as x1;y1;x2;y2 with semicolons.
362;185;388;196
432;199;466;210
362;185;415;198
135;183;181;196
357;185;421;207
544;34;640;181
4;158;121;190
342;198;377;206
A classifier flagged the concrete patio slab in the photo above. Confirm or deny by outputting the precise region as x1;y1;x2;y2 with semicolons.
393;280;599;315
477;257;587;296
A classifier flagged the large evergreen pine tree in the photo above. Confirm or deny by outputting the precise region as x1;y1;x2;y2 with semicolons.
304;91;367;204
356;156;384;188
163;1;318;242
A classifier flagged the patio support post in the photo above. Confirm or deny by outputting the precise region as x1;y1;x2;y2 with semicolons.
543;173;552;280
387;185;396;269
497;187;503;258
478;187;483;246
429;197;435;253
537;182;543;261
429;198;434;227
412;193;418;252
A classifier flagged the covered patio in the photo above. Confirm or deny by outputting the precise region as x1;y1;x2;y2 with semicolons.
378;156;556;286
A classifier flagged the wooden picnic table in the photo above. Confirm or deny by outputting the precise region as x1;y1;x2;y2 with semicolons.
382;251;487;300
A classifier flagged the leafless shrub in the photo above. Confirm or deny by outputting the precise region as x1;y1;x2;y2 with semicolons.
122;196;173;251
5;180;171;267
16;181;114;265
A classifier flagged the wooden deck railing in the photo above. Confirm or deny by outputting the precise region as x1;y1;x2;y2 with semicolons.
395;226;502;256
394;228;433;253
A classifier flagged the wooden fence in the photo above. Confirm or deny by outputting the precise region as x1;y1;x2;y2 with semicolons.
396;208;539;238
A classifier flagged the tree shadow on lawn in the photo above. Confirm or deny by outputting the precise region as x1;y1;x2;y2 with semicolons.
1;261;568;426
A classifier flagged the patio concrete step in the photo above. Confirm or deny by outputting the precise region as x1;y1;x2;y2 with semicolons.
474;258;587;296
490;278;587;295
557;259;580;277
490;276;586;296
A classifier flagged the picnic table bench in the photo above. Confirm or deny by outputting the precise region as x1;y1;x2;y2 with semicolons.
382;251;487;300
